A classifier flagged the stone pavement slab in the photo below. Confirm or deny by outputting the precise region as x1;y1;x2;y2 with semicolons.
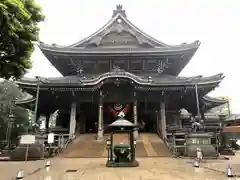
0;160;46;180
7;157;229;180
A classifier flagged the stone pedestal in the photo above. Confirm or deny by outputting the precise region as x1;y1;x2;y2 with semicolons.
133;130;138;140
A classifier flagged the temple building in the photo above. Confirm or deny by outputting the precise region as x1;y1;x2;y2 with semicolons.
16;5;227;141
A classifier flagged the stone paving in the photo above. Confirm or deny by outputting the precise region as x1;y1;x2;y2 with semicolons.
0;160;45;180
0;157;235;180
202;152;240;177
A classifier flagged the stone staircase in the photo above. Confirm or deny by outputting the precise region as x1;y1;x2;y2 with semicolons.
60;133;171;158
136;133;171;157
60;134;106;158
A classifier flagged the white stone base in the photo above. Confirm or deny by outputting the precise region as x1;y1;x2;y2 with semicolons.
69;134;76;140
97;130;104;141
133;130;139;140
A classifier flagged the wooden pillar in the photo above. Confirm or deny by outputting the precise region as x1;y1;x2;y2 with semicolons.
160;101;166;139
69;102;76;139
156;111;158;134
45;114;50;132
110;133;113;161
130;131;135;161
156;111;161;135
97;91;104;140
133;92;138;139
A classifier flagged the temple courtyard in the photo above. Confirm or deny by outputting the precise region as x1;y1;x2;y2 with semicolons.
2;155;240;180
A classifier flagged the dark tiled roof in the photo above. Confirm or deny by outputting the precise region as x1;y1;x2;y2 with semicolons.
202;96;228;110
16;72;224;87
39;41;200;54
15;93;35;104
39;5;200;53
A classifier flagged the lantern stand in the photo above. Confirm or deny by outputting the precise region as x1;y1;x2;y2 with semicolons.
106;116;139;167
5;114;15;150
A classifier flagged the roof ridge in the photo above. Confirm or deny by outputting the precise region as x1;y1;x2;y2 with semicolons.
68;5;171;48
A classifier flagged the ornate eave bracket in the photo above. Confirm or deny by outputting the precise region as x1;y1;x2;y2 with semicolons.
157;57;171;74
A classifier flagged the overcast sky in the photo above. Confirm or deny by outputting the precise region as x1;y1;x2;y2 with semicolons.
27;0;240;113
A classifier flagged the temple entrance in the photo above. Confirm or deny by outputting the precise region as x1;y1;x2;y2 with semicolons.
77;102;157;134
138;102;157;133
78;102;134;134
81;103;98;133
139;113;156;133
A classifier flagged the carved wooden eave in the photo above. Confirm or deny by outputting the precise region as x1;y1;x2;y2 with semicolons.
16;73;224;90
39;42;199;54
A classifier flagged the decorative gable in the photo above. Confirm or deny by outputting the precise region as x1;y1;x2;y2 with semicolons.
84;18;154;48
99;31;139;47
71;5;169;48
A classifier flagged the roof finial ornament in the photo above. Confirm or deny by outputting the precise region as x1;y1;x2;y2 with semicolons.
112;4;127;18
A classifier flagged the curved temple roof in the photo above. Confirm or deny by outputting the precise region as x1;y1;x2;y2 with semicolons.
38;5;200;76
39;5;200;52
202;96;228;110
16;72;225;111
15;93;35;105
17;72;224;88
70;4;170;48
39;42;200;55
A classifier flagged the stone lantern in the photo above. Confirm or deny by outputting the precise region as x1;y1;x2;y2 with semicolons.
106;115;139;167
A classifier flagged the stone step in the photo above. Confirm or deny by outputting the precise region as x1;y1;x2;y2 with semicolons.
60;133;171;158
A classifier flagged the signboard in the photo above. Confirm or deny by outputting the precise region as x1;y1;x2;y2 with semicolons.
20;135;35;144
48;133;55;144
19;134;36;161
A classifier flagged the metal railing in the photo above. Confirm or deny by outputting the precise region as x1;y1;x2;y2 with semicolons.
45;133;72;156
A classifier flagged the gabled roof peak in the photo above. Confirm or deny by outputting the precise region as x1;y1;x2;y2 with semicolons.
112;5;127;18
39;5;200;52
66;5;171;48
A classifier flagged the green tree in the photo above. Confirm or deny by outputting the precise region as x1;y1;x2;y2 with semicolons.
0;0;44;79
0;80;29;145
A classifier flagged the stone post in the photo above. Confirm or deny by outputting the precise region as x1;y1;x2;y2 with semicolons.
97;91;104;141
133;92;139;139
179;119;182;129
69;102;76;139
39;115;47;133
160;101;166;139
